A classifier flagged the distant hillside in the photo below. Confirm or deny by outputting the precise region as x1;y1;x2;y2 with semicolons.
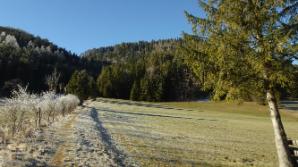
0;27;197;101
81;39;205;101
0;27;296;101
0;26;196;101
81;39;180;76
82;39;178;62
0;26;81;96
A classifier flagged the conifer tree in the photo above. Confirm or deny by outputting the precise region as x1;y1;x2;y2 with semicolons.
66;70;96;100
130;80;140;101
184;1;298;166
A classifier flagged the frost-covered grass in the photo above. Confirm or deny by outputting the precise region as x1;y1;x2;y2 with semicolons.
0;86;80;144
89;98;298;167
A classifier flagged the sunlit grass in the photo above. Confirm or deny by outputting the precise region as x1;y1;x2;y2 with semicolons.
89;98;298;167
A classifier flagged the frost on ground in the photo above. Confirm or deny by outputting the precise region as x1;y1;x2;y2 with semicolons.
0;103;134;167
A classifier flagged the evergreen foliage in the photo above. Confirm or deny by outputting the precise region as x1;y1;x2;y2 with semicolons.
184;1;298;166
0;26;81;96
91;41;204;102
0;25;296;103
66;70;97;100
0;26;107;97
183;1;297;102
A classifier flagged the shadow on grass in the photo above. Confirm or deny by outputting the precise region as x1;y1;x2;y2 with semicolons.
286;107;298;111
88;106;217;122
281;101;298;105
97;98;195;112
129;154;219;167
25;159;49;167
90;108;132;167
280;101;298;111
289;146;298;166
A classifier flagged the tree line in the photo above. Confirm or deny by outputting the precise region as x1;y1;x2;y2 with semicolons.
68;40;205;101
0;26;297;103
0;27;204;101
0;26;100;97
69;39;298;102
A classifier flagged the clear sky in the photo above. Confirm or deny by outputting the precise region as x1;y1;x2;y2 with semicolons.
0;0;203;54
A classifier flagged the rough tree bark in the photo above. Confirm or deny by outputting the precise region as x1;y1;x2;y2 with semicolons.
266;89;295;167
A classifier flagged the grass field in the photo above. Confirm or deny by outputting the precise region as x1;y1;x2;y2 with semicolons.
87;98;298;167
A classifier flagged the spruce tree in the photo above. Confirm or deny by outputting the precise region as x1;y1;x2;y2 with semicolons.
130;80;140;101
66;70;96;100
184;1;298;166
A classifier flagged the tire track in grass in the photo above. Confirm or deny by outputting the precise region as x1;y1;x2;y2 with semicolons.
49;113;78;166
90;108;131;167
19;103;136;167
48;106;124;167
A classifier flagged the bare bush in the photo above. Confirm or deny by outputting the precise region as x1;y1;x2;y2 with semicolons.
0;85;79;144
39;91;57;124
58;94;80;115
3;85;35;138
0;126;8;145
45;68;61;92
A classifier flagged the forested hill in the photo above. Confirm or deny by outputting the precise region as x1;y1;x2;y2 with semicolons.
81;39;204;101
82;39;177;62
0;26;81;96
80;40;179;76
0;27;202;101
80;39;298;102
1;27;295;101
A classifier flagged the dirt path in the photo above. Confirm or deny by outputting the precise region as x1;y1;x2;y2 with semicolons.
45;106;120;167
14;104;131;167
49;113;78;166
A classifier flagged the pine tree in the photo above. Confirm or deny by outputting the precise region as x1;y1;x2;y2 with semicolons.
66;70;96;100
130;80;140;101
184;1;298;166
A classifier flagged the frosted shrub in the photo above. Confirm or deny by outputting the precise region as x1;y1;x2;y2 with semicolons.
55;94;78;117
0;125;9;144
0;85;80;143
39;92;79;124
61;94;80;114
39;91;57;124
54;95;65;117
1;86;38;139
3;98;20;137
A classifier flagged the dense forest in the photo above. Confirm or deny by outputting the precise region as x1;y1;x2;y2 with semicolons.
0;26;81;96
0;26;297;102
0;26;204;101
81;39;205;101
0;26;103;97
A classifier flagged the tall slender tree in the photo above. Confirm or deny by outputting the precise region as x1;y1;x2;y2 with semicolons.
66;70;96;100
184;1;298;166
45;68;61;92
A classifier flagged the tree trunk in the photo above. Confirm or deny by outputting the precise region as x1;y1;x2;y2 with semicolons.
266;90;295;167
38;108;42;128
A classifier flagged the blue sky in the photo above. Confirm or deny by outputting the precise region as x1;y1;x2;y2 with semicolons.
0;0;203;54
